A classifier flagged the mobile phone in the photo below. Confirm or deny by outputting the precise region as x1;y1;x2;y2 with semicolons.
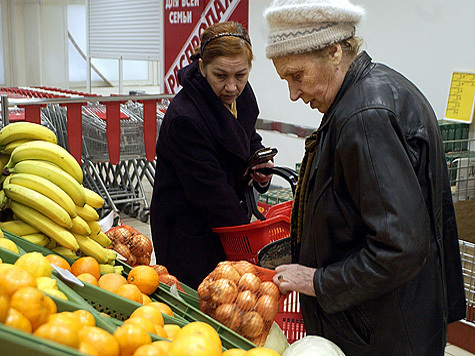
240;147;278;180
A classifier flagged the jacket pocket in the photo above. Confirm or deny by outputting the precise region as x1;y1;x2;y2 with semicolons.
326;304;373;347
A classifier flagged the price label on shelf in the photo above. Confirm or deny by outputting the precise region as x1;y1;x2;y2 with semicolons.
445;71;475;123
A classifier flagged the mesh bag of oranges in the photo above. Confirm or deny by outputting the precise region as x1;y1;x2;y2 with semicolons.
197;260;286;347
105;225;153;266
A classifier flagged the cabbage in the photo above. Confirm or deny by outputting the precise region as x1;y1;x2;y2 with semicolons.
282;335;345;356
263;322;290;355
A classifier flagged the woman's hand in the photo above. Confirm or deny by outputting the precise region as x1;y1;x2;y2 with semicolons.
273;264;317;297
250;160;274;185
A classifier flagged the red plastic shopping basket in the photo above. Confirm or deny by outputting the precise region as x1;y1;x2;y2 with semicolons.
213;200;292;264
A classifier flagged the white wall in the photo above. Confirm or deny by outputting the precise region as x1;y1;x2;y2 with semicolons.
249;0;475;169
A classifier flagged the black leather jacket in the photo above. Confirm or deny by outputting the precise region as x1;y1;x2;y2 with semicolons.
298;52;466;356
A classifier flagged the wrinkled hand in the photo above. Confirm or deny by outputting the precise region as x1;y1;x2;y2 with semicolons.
273;264;317;297
250;160;274;184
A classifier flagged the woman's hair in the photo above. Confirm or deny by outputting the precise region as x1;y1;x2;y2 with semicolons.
191;21;253;67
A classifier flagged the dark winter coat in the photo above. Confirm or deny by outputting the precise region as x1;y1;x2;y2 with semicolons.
150;60;265;289
298;52;466;355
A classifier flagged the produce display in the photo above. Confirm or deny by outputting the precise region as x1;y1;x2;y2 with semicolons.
0;122;115;271
198;260;285;347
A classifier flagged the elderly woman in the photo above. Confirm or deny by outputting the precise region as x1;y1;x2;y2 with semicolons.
264;0;466;355
150;22;273;290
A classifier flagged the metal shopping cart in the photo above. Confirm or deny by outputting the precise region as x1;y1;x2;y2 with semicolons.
212;166;306;344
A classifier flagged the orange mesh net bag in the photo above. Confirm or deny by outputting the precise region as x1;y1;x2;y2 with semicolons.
105;225;153;266
197;260;287;346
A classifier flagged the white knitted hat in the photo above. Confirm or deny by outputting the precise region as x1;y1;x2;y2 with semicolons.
264;0;365;58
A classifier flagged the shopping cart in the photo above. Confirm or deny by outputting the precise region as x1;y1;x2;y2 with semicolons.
212;166;306;344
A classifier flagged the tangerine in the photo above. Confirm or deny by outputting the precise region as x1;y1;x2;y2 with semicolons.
98;273;128;293
154;324;168;339
77;273;99;286
113;323;152;356
71;256;101;280
174;321;222;351
0;265;37;297
79;326;120;356
0;237;19;253
124;316;157;335
148;301;174;317
163;324;181;341
79;341;100;356
132;344;168;356
168;334;221;356
127;265;160;295
73;309;96;327
44;295;57;314
10;286;50;330
4;307;33;333
0;284;9;323
34;319;80;349
245;347;281;356
130;305;164;327
142;293;152;305
114;284;143;304
151;340;172;352
48;311;82;332
222;349;246;356
46;254;71;272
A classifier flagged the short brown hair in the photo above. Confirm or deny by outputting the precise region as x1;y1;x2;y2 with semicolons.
192;22;253;67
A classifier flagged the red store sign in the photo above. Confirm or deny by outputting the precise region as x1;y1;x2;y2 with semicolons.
163;0;249;94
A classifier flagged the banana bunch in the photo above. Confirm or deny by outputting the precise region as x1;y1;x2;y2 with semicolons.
0;122;115;267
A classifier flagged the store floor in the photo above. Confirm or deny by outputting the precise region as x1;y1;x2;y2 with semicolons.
119;182;472;356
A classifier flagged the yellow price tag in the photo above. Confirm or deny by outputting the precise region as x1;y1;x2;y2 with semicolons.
445;72;475;123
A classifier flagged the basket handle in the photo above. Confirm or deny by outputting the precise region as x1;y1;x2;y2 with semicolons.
244;166;299;221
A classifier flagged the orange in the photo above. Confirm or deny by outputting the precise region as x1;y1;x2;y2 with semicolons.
113;323;152;356
98;273;128;293
10;286;50;330
147;301;174;317
4;307;33;333
46;254;71;272
132;344;168;356
127;265;160;295
163;324;181;341
79;341;100;356
79;326;120;356
174;321;222;351
154;324;168;339
168;334;221;356
48;311;82;331
124;316;157;335
222;349;246;356
245;348;281;356
0;265;37;297
0;237;19;253
34;320;80;349
130;305;164;327
77;273;99;286
71;256;101;280
0;284;9;323
73;309;96;327
142;293;152;305
151;340;172;352
114;284;143;304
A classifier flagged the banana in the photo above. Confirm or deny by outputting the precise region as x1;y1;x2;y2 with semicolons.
0;189;6;210
21;233;51;247
3;183;73;229
6;140;83;184
5;160;87;206
0;122;57;146
1;139;30;155
113;266;124;275
45;239;57;249
0;154;10;174
72;233;108;264
90;230;112;248
99;264;115;274
52;246;79;261
87;220;103;235
0;220;40;236
69;215;91;236
7;172;77;218
10;200;79;251
105;248;117;265
84;188;105;208
76;204;99;222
